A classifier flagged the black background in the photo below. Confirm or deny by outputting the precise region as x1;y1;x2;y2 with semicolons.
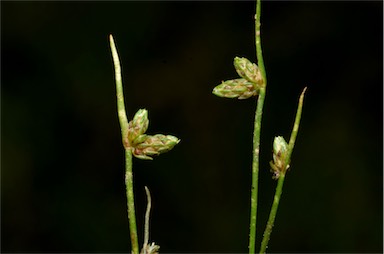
2;1;383;253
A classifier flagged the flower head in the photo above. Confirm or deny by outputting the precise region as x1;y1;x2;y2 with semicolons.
212;78;259;99
270;136;289;179
132;134;180;160
128;109;149;145
233;57;264;86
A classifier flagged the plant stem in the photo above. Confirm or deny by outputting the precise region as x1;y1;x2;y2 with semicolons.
259;87;307;254
249;88;265;254
255;0;267;81
259;173;285;254
110;34;139;254
286;87;307;159
142;186;152;254
249;0;267;253
125;149;139;254
109;34;129;148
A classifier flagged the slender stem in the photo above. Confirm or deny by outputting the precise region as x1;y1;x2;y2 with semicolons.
249;0;267;253
259;87;307;254
110;34;139;254
249;88;266;254
259;173;285;253
142;186;152;254
286;87;307;160
125;149;139;254
110;34;129;148
255;0;267;81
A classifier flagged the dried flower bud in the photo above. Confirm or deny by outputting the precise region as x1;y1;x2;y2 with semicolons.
212;78;258;99
128;109;149;145
132;134;180;160
233;57;264;86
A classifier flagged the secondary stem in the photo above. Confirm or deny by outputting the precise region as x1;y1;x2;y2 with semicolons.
259;173;285;253
287;87;307;159
249;0;267;253
259;88;307;254
142;186;152;254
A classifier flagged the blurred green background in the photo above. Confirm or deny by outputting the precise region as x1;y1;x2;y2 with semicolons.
2;1;382;253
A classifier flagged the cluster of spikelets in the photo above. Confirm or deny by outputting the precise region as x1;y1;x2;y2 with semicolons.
213;56;290;179
213;57;265;99
270;136;289;179
127;109;180;160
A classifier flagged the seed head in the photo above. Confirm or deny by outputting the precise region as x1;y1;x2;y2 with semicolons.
132;134;180;160
270;136;289;179
233;57;264;86
128;109;149;145
212;78;258;99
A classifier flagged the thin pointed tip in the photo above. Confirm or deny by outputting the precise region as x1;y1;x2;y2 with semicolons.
109;34;114;44
300;86;308;100
144;186;151;199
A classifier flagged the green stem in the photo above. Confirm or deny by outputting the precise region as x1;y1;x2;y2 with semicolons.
259;87;307;254
259;173;285;253
255;0;267;81
286;87;307;160
249;0;267;253
110;34;129;148
125;149;139;254
110;34;139;254
249;88;266;254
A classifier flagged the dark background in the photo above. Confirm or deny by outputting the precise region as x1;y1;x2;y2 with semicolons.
1;1;382;253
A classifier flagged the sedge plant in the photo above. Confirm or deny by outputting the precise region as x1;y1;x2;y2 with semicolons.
109;0;306;252
109;34;180;254
212;0;307;253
